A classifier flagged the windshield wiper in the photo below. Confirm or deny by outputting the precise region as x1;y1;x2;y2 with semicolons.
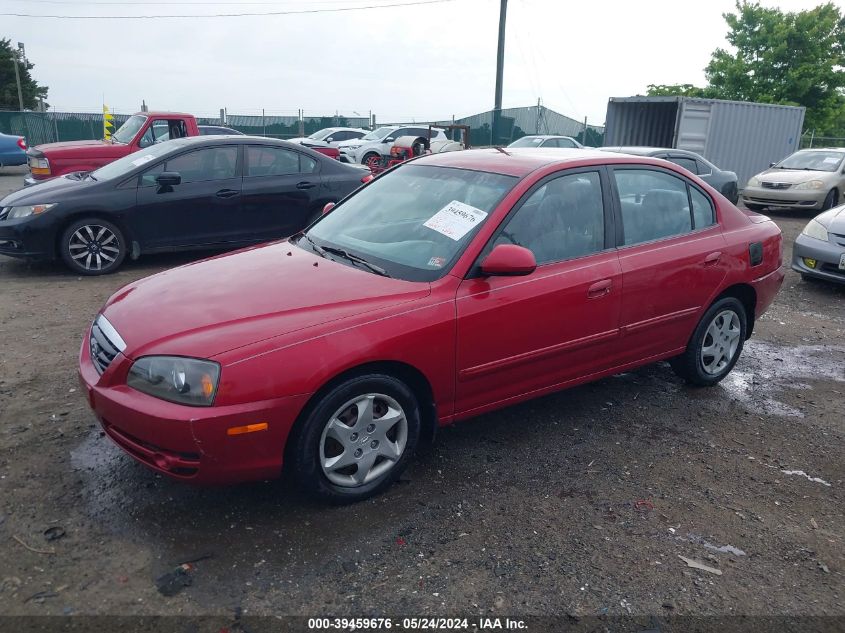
321;245;390;277
299;233;327;257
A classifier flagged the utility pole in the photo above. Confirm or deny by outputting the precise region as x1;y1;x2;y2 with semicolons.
492;0;507;146
12;43;25;111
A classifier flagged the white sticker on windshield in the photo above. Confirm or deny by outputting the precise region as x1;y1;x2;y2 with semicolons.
823;156;840;164
131;154;156;167
423;200;488;241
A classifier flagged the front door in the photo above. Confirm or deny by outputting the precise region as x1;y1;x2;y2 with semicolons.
455;168;623;416
134;144;242;249
241;144;324;241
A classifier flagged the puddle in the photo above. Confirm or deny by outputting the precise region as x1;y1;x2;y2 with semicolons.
719;340;845;419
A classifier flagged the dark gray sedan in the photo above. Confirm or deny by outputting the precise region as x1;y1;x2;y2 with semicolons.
601;146;739;204
792;205;845;284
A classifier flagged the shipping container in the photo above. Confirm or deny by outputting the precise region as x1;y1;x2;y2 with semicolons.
603;96;806;187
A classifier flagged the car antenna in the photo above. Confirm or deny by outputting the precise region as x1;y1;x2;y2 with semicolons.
494;146;511;156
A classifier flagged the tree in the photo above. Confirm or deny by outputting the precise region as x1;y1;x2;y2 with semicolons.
705;2;845;134
646;84;711;97
0;38;49;110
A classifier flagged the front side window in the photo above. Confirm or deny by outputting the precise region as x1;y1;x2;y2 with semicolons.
508;136;543;148
614;168;696;245
494;171;605;264
163;146;238;184
305;165;517;281
91;139;173;182
246;146;314;177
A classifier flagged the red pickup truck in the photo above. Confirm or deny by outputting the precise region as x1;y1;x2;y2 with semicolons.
24;111;339;186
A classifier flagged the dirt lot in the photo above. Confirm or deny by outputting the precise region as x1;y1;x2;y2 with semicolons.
0;165;843;624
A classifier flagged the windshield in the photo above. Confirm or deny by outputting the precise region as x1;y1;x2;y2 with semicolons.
508;136;544;148
304;164;517;281
90;141;174;181
307;128;334;141
112;115;147;144
777;150;845;172
360;127;393;141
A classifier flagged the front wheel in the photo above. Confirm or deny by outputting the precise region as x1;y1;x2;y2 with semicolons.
59;218;126;275
670;297;747;386
291;374;421;503
822;189;838;210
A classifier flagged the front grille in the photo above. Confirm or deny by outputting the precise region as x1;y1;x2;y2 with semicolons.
831;232;845;247
761;181;792;190
90;316;125;375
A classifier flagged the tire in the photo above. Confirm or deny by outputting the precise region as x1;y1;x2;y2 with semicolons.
59;218;126;275
290;374;421;503
362;152;381;167
669;297;747;387
744;203;765;211
822;189;838;210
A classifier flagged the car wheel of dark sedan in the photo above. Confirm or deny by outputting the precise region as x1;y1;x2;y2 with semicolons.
60;218;126;275
292;374;421;503
822;189;838;210
670;297;747;386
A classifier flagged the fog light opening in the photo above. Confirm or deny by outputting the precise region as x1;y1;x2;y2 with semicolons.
803;257;818;269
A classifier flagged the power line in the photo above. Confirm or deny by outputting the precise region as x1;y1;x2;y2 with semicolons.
1;0;454;18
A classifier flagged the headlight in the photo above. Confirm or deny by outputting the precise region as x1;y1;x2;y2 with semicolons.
127;356;220;406
794;180;825;190
802;219;829;242
5;203;57;219
345;145;361;151
747;176;761;187
30;157;49;169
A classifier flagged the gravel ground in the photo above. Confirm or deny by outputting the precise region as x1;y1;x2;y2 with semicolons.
0;165;843;622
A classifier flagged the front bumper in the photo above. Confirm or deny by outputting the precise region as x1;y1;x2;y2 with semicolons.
0;214;56;260
338;148;361;164
741;186;829;210
78;329;310;485
791;233;845;284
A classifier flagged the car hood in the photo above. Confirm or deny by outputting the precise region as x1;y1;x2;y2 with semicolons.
754;168;838;184
32;139;127;158
0;173;94;206
100;241;431;360
819;205;845;233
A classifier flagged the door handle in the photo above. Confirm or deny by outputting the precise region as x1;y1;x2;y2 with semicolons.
296;181;316;190
587;279;612;299
704;251;722;266
216;188;239;199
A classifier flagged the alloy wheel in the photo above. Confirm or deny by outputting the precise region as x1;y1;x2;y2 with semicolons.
319;393;408;487
700;309;742;375
68;224;120;272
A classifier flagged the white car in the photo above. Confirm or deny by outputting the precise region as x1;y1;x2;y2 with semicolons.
338;125;448;164
288;127;368;150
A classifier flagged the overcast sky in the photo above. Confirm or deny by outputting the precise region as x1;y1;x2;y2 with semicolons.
2;0;840;125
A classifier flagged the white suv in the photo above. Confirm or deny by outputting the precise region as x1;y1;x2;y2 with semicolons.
338;125;448;164
288;127;368;150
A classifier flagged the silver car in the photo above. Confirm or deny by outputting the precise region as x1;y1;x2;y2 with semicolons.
792;205;845;284
742;148;845;212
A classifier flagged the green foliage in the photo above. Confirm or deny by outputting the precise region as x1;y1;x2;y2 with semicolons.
0;38;49;110
646;2;845;135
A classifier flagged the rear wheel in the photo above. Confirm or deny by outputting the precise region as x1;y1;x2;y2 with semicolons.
59;218;126;275
291;374;421;503
670;297;747;386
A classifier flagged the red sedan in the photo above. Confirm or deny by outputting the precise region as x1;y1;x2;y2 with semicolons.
79;149;784;502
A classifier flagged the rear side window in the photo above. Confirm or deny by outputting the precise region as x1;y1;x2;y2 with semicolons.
245;146;315;176
667;156;698;174
494;171;605;265
614;169;692;245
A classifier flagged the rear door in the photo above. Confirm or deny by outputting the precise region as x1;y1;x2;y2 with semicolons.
610;166;728;362
454;168;623;415
240;144;323;240
133;144;242;249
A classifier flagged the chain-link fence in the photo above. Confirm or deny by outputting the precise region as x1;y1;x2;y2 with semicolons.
800;132;845;148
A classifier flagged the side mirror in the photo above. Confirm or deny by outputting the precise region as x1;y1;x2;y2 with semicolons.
384;137;394;143
155;172;182;187
769;162;776;168
326;137;334;143
322;201;336;215
480;244;537;277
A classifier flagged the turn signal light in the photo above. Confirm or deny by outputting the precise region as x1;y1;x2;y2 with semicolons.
227;422;268;436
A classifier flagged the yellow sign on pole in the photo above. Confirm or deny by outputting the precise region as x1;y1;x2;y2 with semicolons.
103;105;115;141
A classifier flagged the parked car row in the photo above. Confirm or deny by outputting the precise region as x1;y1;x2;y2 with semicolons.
74;147;784;501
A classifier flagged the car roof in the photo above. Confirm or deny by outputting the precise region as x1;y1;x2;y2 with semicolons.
161;135;307;148
601;146;672;156
521;135;574;140
414;147;645;177
133;111;193;118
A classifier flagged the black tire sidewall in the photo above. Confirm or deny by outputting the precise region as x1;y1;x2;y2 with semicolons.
823;189;837;210
292;374;421;503
688;297;747;385
60;218;126;275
